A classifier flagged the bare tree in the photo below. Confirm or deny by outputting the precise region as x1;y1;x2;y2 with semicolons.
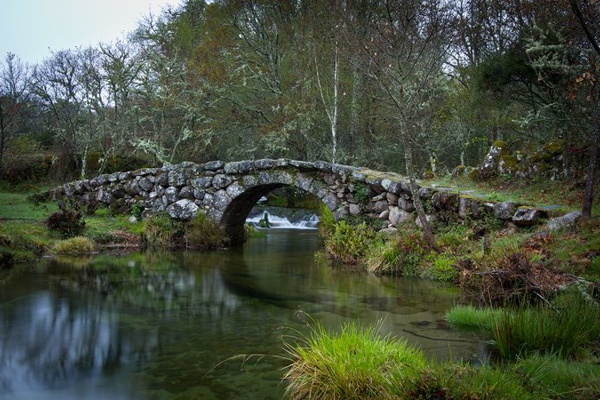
569;0;600;219
0;53;32;173
348;0;453;248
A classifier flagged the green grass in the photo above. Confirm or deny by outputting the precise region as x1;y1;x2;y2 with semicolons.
490;298;600;360
446;294;600;361
0;192;57;220
284;320;427;399
53;236;95;255
424;175;590;214
283;320;600;399
445;305;504;331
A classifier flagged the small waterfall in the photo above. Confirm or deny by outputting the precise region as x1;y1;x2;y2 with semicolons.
246;211;319;230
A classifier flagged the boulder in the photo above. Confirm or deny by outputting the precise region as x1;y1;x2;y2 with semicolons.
512;207;547;227
545;211;581;231
389;207;413;226
349;203;361;215
494;201;517;220
166;199;199;220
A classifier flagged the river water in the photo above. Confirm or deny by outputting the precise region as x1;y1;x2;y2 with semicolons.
0;228;485;400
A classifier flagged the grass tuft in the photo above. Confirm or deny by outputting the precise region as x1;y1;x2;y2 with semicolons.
53;236;95;255
284;320;426;399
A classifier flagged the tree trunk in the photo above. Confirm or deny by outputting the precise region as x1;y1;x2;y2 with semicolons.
582;86;599;219
402;124;436;249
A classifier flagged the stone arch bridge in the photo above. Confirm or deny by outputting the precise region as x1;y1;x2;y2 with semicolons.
50;159;548;244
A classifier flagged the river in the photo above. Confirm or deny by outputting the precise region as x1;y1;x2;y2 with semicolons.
0;227;485;399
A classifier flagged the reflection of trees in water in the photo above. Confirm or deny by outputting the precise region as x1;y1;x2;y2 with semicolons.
0;289;156;394
0;254;247;394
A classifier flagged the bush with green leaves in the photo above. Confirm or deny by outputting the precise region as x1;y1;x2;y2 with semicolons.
422;253;459;282
325;221;376;265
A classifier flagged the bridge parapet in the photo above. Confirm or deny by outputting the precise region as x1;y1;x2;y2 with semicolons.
49;159;549;243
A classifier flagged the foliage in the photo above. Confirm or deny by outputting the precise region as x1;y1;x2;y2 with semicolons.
283;319;600;399
421;253;459;282
141;212;185;249
284;320;427;399
352;182;370;205
46;199;86;238
130;203;144;220
52;236;95;255
324;221;376;265
445;305;504;332
318;203;336;237
141;211;228;250
184;211;229;249
0;153;56;184
489;295;600;360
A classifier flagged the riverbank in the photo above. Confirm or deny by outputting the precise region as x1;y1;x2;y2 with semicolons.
1;178;600;398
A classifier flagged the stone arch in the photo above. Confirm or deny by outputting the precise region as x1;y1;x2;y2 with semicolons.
220;183;287;244
219;177;332;244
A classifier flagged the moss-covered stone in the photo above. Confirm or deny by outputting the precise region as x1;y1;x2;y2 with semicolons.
492;139;507;149
542;139;565;155
499;155;518;174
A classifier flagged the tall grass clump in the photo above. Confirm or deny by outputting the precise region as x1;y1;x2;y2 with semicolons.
141;212;229;250
490;295;600;359
514;354;600;399
53;236;95;255
141;212;185;249
445;305;504;331
367;231;430;276
284;321;426;400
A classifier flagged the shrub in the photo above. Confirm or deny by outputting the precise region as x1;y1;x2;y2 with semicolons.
46;200;86;238
141;212;229;250
422;253;459;282
325;221;376;265
141;212;185;249
366;231;431;276
184;212;229;249
53;236;95;255
318;203;336;237
353;182;370;205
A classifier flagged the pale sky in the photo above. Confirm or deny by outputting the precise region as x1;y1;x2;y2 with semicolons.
0;0;183;65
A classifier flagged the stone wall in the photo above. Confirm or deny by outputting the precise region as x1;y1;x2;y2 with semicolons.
49;159;549;243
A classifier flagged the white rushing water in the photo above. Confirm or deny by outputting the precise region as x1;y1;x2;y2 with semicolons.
246;211;319;230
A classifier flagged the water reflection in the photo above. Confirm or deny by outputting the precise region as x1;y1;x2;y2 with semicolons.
0;230;484;399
